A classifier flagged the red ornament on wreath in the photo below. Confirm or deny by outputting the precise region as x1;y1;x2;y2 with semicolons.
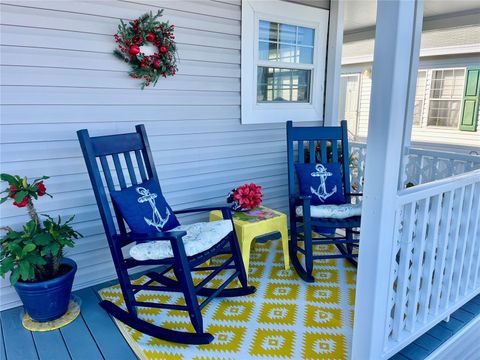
113;10;178;89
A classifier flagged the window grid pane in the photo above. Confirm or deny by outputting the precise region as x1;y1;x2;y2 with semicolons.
427;69;465;128
258;20;314;64
413;70;427;126
257;67;311;103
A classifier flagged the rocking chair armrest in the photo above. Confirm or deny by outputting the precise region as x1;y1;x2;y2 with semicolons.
113;231;187;245
174;206;233;220
292;195;311;206
345;192;363;197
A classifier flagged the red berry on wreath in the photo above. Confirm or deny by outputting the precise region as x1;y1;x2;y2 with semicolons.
146;32;156;42
153;58;161;69
159;46;168;53
129;45;140;55
132;35;143;45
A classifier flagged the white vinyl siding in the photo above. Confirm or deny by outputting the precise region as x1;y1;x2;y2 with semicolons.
0;0;326;310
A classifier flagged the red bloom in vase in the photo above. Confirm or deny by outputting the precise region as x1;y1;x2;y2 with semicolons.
231;183;263;210
36;182;47;196
13;196;29;208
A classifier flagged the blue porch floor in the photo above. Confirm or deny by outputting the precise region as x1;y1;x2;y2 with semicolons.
1;278;479;360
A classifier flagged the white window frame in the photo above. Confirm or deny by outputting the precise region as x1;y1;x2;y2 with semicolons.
418;67;466;129
241;0;329;124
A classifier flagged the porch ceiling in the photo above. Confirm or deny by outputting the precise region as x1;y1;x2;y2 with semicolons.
344;0;480;37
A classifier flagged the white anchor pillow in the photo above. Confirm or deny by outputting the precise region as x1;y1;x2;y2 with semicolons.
110;179;180;234
295;163;346;205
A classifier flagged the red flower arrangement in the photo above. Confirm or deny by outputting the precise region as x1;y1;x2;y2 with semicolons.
113;10;178;89
2;175;50;208
227;183;263;211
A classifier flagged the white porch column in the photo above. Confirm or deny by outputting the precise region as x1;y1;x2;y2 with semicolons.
352;1;424;359
400;0;424;186
323;0;344;126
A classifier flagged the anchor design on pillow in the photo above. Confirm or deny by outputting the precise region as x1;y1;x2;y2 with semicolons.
310;164;337;202
136;187;170;231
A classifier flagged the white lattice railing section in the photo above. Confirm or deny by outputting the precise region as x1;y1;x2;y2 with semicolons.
404;148;480;186
349;142;480;192
383;169;480;356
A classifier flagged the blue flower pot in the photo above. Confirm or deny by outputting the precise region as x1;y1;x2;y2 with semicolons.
14;258;77;322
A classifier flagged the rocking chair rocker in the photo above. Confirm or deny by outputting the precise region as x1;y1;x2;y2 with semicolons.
77;125;255;345
287;120;362;282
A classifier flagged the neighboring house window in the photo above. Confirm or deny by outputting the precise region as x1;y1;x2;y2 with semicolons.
241;0;328;124
412;70;427;126
426;68;465;127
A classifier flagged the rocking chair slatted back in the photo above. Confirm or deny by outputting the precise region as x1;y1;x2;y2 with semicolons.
77;125;159;241
287;120;352;203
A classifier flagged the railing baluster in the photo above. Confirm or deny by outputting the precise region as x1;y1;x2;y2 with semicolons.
466;183;480;289
418;194;442;324
440;186;465;310
451;184;475;301
429;190;454;315
406;197;430;331
392;202;416;340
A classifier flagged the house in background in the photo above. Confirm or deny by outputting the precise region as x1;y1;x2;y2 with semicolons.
339;1;480;153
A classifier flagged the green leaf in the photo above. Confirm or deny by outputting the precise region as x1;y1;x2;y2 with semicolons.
0;173;17;184
33;233;52;246
10;270;20;285
0;196;10;204
22;243;36;254
15;191;28;203
19;260;30;280
50;243;60;256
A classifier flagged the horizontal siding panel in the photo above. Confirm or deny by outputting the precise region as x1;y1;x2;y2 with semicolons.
0;2;240;35
1;86;240;105
0;104;240;124
1;24;240;51
1;66;240;91
0;45;240;68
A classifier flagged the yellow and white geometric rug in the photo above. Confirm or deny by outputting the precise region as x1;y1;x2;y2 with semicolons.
98;240;357;360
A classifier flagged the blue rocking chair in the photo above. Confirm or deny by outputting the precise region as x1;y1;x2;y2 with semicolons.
77;125;255;344
287;120;361;282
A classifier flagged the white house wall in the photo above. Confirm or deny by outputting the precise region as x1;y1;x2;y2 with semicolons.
0;0;327;310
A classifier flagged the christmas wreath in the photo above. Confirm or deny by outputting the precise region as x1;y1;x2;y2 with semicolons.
114;10;178;89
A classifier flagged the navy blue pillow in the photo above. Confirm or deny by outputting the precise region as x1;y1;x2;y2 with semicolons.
110;179;180;234
295;163;346;205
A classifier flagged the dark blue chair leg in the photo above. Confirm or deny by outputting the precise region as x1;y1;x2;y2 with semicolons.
170;240;204;334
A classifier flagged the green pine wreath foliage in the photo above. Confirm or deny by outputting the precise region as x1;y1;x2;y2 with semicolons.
114;10;178;89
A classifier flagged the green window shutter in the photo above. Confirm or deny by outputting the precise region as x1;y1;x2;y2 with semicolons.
459;67;480;131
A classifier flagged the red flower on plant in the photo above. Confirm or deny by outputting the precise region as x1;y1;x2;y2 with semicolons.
13;196;29;208
36;182;46;196
9;184;17;198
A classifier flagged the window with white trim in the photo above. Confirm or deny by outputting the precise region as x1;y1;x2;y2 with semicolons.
426;68;465;127
241;0;329;124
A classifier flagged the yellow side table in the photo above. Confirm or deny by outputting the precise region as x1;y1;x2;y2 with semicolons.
209;206;290;279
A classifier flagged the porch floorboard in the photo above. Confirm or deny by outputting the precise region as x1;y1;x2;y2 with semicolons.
0;281;479;360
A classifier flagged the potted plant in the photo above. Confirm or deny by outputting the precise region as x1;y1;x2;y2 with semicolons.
0;173;82;322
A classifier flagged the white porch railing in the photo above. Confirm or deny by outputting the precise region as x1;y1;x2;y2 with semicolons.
384;168;480;356
349;142;480;192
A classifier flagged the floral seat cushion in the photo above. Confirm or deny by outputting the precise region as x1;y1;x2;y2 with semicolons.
295;203;362;219
129;220;233;261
